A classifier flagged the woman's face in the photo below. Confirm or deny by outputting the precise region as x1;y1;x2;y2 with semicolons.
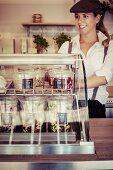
74;13;101;35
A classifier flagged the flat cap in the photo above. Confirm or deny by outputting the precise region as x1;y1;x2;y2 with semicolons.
70;0;102;14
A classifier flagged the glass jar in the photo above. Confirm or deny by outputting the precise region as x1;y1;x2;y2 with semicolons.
50;68;73;89
47;97;57;123
0;96;17;126
32;14;42;23
35;69;44;89
33;97;45;123
47;96;69;123
14;65;36;90
20;96;45;125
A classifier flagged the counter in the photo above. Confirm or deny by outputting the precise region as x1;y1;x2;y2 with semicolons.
0;118;113;162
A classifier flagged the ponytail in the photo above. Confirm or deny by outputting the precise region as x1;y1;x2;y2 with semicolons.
94;12;110;46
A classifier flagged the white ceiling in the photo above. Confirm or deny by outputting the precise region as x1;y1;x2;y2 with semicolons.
0;0;73;5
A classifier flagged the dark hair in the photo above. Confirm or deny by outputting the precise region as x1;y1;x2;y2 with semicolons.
94;12;110;45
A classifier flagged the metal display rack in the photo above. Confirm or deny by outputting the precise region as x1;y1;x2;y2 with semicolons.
0;54;95;155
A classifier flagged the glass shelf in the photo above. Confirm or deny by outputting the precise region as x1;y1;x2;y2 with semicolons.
0;88;75;96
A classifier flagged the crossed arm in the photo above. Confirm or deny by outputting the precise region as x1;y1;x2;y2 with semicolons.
79;74;107;88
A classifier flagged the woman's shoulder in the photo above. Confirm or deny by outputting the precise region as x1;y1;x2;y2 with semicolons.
106;39;113;52
109;39;113;46
58;41;70;53
101;38;113;53
58;34;79;53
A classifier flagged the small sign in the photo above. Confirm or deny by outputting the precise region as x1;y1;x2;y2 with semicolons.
57;112;67;125
22;78;33;89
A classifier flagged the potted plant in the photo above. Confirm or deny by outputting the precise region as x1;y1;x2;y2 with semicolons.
33;34;49;53
101;0;113;15
53;32;71;49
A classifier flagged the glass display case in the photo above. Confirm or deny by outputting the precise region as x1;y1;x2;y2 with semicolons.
0;54;95;155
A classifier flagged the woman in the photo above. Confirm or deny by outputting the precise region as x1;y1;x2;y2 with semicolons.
58;0;113;118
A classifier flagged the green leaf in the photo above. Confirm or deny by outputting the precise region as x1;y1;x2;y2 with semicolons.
33;34;49;53
53;32;71;48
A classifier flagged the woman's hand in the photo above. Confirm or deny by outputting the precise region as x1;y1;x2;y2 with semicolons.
79;74;107;89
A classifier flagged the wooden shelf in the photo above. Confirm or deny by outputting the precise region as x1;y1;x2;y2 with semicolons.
22;22;75;36
22;22;75;27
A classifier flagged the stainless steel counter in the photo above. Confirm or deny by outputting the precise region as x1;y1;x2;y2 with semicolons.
0;161;113;170
0;143;95;155
105;97;113;117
